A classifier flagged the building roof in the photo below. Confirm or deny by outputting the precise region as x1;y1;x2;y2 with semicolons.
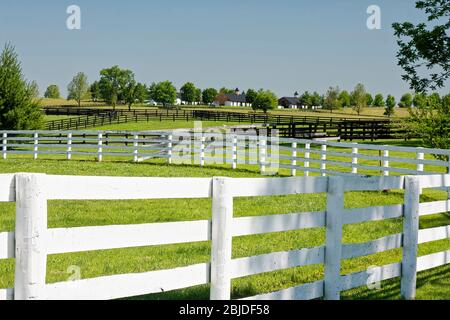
279;97;300;105
225;93;247;103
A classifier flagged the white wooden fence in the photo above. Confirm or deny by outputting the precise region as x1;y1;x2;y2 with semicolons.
1;130;450;178
0;173;449;300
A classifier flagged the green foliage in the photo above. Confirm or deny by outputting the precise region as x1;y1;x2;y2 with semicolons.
413;93;428;108
384;95;396;117
67;72;89;107
351;83;367;115
373;93;385;107
0;44;43;130
28;80;39;98
148;81;177;107
90;81;101;102
338;90;351;108
99;66;134;109
311;91;322;106
180;82;198;103
393;0;450;92
219;87;234;94
399;93;413;108
245;89;258;104
44;85;60;99
202;88;218;105
427;92;441;108
323;86;342;113
366;93;374;107
123;82;147;111
252;90;278;113
300;91;312;107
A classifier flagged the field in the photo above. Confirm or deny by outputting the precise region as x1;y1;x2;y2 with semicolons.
0;143;449;300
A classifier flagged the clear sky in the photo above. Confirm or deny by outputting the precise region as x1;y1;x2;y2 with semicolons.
0;0;448;98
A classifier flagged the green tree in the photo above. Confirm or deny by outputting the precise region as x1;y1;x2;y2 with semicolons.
219;87;234;94
413;93;428;108
202;88;218;105
123;82;147;111
311;91;322;106
323;86;342;113
90;81;101;102
399;93;413;108
351;83;367;115
252;90;278;113
384;95;396;117
180;82;198;104
195;88;202;104
99;66;134;109
300;91;313;107
245;89;258;104
67;72;89;107
0;44;43;129
427;92;441;108
373;93;385;107
28;80;39;98
393;0;450;92
366;93;374;107
402;93;450;159
338;90;351;108
44;85;60;99
148;81;177;107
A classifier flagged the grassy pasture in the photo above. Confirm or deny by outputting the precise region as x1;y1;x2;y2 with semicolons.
0;141;449;300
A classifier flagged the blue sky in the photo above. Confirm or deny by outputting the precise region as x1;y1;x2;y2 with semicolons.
1;0;448;98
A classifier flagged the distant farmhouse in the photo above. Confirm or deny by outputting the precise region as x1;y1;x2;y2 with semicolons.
278;92;300;109
214;88;252;107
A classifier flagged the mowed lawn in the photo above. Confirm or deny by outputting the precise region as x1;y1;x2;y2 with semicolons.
0;153;449;300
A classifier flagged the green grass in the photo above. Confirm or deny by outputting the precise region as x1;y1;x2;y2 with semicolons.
90;120;251;131
0;154;449;300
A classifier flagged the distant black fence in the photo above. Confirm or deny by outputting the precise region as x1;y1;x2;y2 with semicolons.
43;106;403;141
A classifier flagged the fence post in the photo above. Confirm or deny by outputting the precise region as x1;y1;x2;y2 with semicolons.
67;133;72;160
97;133;103;162
321;144;327;177
383;148;390;177
401;176;420;300
200;135;206;167
168;134;173;165
2;133;7;160
133;134;139;162
304;143;310;177
351;144;358;174
232;136;238;170
210;177;233;300
14;173;48;300
259;138;266;174
324;176;344;300
291;142;297;176
417;148;424;173
33;133;39;160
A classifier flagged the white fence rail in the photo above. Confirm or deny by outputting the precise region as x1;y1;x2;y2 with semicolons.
1;130;450;178
0;173;449;300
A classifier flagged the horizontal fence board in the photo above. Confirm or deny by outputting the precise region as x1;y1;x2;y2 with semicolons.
45;263;210;300
420;175;450;189
0;174;15;202
47;220;211;255
228;177;328;197
44;176;212;200
0;288;14;300
343;205;403;224
343;176;405;191
342;234;403;260
231;247;325;279
240;280;324;301
340;263;401;291
233;212;326;237
419;200;450;216
418;226;450;245
0;232;15;259
417;250;450;272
